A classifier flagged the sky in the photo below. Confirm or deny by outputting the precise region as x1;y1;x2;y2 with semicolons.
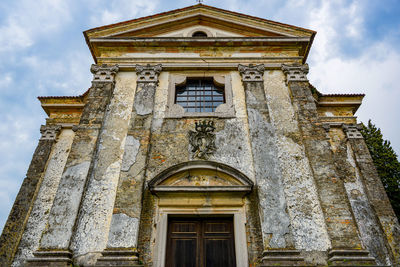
0;0;399;232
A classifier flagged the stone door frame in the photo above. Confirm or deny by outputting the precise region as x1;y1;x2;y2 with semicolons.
153;206;248;267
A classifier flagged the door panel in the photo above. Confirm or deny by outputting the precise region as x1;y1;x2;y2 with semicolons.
171;238;197;267
204;239;235;267
166;217;236;267
166;220;200;267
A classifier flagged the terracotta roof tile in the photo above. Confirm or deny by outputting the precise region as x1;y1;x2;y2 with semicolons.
321;93;365;97
38;88;89;100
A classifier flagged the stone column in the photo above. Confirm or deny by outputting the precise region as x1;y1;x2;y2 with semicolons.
28;64;118;266
282;64;376;265
238;64;302;262
97;64;162;266
0;125;60;266
343;124;400;265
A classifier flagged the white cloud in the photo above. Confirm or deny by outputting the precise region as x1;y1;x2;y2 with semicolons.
309;41;400;154
88;0;159;27
303;0;400;155
0;72;13;87
0;0;71;53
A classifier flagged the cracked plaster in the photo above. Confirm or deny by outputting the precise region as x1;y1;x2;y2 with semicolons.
12;129;74;266
71;72;136;263
264;70;330;251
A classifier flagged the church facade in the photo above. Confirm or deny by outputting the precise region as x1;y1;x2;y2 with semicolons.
1;4;399;267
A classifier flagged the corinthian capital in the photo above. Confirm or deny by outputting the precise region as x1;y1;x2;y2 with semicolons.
238;64;264;82
90;64;119;83
281;63;309;83
342;124;364;139
40;125;61;140
136;64;162;84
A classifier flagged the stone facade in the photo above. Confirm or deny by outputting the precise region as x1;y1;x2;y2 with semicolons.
1;4;399;267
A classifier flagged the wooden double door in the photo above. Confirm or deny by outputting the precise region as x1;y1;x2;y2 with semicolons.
165;217;236;267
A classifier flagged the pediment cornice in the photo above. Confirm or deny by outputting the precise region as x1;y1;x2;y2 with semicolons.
148;161;253;194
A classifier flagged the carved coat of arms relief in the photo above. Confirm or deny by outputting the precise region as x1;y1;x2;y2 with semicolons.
189;120;216;159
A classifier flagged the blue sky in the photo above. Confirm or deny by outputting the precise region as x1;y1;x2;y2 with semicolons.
0;0;399;232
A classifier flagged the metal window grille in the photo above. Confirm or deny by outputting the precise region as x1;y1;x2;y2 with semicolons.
175;78;225;112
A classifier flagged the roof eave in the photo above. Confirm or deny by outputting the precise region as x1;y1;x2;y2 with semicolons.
303;31;316;63
83;4;315;37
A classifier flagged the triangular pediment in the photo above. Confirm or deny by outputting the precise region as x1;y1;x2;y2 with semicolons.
84;4;314;39
101;15;285;38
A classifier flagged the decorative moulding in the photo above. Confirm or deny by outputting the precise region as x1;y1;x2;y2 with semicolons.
281;63;309;84
148;160;253;194
90;64;119;83
342;124;364;139
165;73;235;118
189;120;216;159
39;125;62;141
238;64;265;82
135;64;162;84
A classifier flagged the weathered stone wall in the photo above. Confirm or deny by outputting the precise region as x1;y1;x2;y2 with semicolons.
12;129;74;266
134;70;266;265
7;64;399;267
346;127;400;265
264;70;330;252
286;79;362;250
106;72;140;250
239;65;293;251
31;65;119;265
105;65;162;266
71;70;137;265
0;125;60;266
327;127;392;265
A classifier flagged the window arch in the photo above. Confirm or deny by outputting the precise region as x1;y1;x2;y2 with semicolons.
192;31;208;37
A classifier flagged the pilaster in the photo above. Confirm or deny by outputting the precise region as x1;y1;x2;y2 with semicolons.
262;69;330;258
12;129;74;267
343;124;400;265
98;64;161;266
282;63;376;266
28;64;119;266
0;125;61;266
70;64;138;265
239;64;306;266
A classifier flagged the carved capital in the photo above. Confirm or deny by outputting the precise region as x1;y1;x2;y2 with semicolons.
40;125;61;140
238;64;264;82
136;64;162;84
90;64;119;83
322;123;331;132
282;63;309;84
342;124;363;139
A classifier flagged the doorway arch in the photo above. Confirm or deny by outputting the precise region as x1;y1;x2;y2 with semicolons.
149;161;253;267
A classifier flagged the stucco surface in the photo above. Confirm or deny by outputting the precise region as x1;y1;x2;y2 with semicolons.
344;141;391;265
12;129;74;266
264;70;330;251
39;79;117;254
72;72;137;265
242;77;291;249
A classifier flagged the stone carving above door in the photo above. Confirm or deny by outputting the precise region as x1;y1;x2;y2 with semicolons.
189;120;216;159
148;161;253;193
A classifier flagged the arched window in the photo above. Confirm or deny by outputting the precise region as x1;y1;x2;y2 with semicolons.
175;78;225;112
192;31;208;38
